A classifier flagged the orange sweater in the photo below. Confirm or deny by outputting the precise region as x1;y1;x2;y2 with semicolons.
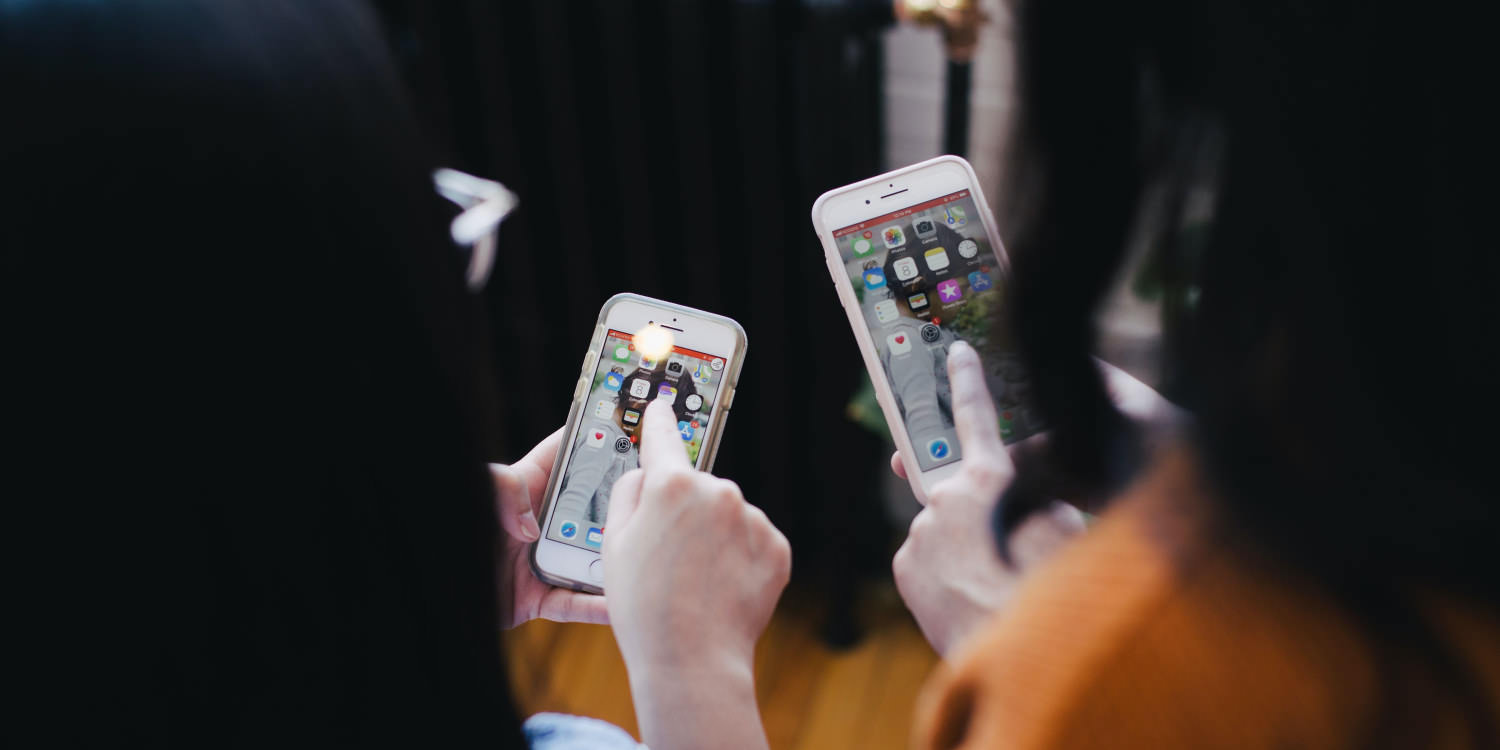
914;450;1500;749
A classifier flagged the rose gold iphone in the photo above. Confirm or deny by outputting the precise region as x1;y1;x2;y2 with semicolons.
811;155;1042;503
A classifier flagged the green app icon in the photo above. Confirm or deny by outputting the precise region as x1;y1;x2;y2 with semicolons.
851;235;874;257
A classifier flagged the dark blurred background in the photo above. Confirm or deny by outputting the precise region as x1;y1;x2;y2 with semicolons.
367;0;1160;644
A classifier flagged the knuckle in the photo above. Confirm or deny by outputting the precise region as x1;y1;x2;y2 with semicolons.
740;504;790;578
925;485;951;508
908;508;936;537
758;512;786;544
964;460;1006;489
892;542;915;586
712;478;744;506
742;502;772;529
772;529;792;561
770;532;792;579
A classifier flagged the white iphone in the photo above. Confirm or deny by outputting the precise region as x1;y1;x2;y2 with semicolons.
810;155;1042;503
530;293;748;593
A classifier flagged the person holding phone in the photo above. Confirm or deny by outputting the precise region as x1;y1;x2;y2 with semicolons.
875;3;1500;750
8;2;786;748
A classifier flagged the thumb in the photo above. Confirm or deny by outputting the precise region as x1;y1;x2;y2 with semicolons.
604;468;645;541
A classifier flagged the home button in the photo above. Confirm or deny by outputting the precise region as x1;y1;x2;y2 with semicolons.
588;558;604;583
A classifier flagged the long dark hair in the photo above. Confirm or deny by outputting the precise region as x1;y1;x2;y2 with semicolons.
4;1;522;744
997;0;1496;742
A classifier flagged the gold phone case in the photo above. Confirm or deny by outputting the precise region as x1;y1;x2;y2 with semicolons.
528;293;748;594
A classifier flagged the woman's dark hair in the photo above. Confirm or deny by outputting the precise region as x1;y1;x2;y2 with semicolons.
996;0;1495;742
5;1;522;744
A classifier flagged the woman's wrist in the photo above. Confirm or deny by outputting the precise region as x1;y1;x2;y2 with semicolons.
625;653;768;750
618;629;756;679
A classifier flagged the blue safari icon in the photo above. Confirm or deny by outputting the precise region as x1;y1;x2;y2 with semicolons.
559;521;578;539
927;438;951;460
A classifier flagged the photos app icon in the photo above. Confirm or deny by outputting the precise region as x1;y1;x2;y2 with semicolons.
882;225;906;249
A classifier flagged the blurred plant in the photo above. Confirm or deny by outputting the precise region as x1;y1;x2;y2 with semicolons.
950;286;999;348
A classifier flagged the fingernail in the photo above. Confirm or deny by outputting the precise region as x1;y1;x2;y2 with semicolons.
520;510;540;541
949;340;975;361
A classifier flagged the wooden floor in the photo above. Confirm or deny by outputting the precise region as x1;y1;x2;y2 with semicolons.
504;586;941;749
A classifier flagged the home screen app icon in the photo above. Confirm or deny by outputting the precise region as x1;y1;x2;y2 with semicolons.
893;256;919;281
882;225;906;249
628;378;651;399
924;247;950;271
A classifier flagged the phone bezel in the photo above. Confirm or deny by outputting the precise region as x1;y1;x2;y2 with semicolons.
810;155;1009;503
531;293;747;594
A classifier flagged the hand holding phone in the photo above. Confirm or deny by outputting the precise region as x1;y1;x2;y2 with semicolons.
490;431;609;628
890;341;1085;656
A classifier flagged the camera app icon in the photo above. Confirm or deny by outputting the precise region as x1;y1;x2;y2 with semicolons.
913;215;938;240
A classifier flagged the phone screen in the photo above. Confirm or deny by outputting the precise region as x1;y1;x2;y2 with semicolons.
545;329;731;551
833;189;1042;472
